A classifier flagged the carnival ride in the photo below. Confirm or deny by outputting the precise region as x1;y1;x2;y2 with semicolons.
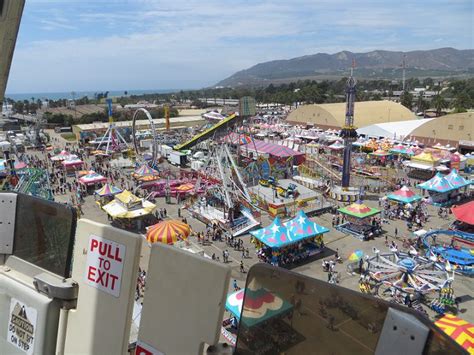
95;99;130;156
190;142;260;236
173;113;240;151
14;167;54;200
131;108;159;168
422;229;474;276
365;251;452;299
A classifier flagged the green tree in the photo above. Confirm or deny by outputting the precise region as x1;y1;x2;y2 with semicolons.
400;91;413;110
432;94;448;116
451;92;471;113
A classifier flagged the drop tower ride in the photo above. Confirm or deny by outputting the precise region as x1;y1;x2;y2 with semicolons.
340;61;358;188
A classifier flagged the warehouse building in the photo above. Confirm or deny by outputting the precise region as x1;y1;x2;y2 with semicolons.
287;100;415;129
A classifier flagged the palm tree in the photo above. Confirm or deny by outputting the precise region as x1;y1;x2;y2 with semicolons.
432;94;448;116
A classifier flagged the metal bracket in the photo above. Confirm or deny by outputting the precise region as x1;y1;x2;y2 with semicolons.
375;307;429;355
33;272;78;310
0;192;16;254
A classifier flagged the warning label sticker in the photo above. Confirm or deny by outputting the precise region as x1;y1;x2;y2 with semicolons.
85;235;126;297
7;298;37;355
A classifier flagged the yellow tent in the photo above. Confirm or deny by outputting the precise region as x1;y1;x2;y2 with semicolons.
411;151;439;166
103;190;156;219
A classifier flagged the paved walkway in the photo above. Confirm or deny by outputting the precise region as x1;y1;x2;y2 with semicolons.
31;136;474;324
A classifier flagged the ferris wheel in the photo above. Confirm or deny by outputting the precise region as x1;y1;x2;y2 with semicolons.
367;251;451;296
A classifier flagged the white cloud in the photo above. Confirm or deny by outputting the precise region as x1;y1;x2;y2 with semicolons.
6;0;472;92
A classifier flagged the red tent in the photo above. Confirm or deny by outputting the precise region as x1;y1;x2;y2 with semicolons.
451;201;474;225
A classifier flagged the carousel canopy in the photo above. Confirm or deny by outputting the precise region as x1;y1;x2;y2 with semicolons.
370;149;391;157
417;172;459;193
250;217;292;249
250;213;328;249
283;210;329;239
133;164;159;177
338;202;380;219
387;186;422;204
146;220;191;244
451;201;474;225
225;288;293;328
444;169;471;189
434;314;474;354
94;183;122;197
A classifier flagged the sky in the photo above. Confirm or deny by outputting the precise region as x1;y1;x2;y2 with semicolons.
6;0;473;93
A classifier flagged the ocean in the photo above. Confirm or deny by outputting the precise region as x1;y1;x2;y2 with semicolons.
4;89;179;101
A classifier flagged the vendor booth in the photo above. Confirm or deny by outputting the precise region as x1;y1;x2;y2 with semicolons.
405;151;440;179
240;140;305;166
132;163;159;181
387;186;422;204
336;202;381;240
451;201;474;237
418;170;471;206
61;158;84;176
102;190;156;231
250;210;329;266
94;183;122;206
78;171;107;192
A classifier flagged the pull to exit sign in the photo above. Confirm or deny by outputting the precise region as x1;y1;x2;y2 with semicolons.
85;235;126;298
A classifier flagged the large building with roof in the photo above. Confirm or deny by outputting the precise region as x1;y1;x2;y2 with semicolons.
286;100;415;129
72;116;205;136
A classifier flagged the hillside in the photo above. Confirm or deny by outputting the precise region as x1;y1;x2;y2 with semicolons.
217;48;474;87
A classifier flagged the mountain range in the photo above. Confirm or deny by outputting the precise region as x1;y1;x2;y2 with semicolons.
216;48;474;87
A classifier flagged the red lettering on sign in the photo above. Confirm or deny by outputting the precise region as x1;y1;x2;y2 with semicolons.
87;266;96;282
135;345;153;355
109;274;118;290
90;239;123;262
90;239;98;252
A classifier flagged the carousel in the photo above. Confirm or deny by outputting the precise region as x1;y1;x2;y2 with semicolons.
250;210;329;267
336;202;381;240
366;251;452;300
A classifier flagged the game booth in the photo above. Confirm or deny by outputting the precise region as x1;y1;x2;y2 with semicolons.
336;202;381;240
451;201;474;241
250;210;329;267
78;171;108;193
405;151;440;180
417;170;471;206
132;163;160;182
94;183;123;206
102;190;156;232
223;287;296;351
387;186;422;205
61;157;84;176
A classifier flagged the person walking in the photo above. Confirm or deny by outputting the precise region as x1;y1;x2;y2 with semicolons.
240;261;245;273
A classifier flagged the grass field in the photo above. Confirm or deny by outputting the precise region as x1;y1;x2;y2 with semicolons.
60;133;77;141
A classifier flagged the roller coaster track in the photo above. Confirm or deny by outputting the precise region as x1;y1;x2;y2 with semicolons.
173;113;240;151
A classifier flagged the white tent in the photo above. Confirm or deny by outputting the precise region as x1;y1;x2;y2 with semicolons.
357;119;435;140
